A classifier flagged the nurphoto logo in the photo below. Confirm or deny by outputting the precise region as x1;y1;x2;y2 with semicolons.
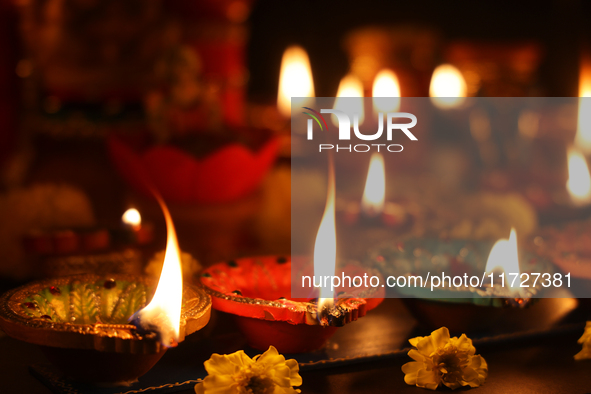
303;106;417;153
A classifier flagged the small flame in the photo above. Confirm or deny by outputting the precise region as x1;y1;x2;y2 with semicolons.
122;208;141;229
313;156;336;311
567;147;591;205
574;57;591;154
485;228;521;291
333;74;364;126
277;45;315;117
134;198;183;346
429;64;467;109
361;153;386;216
372;69;401;113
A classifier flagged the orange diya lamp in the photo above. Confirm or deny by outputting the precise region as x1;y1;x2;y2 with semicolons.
200;159;384;353
0;198;211;384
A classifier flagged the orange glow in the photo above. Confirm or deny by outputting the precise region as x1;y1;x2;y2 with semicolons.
122;208;141;229
372;69;401;113
429;64;467;109
567;147;591;205
277;46;315;117
313;156;336;311
361;153;386;216
485;228;521;291
333;74;364;126
574;58;591;154
135;198;183;346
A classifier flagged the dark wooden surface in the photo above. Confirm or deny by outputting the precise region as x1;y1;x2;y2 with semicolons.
1;298;591;394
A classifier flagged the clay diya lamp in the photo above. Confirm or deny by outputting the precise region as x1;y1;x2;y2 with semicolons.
367;234;552;333
0;274;211;384
200;255;384;353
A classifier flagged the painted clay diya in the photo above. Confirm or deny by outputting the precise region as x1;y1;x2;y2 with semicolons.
367;238;552;332
0;274;211;383
200;256;384;353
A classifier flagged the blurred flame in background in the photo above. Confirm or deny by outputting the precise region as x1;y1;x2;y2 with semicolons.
122;208;141;229
372;69;401;113
567;147;591;205
429;64;467;109
574;57;591;154
277;46;315;117
361;153;386;216
333;74;365;126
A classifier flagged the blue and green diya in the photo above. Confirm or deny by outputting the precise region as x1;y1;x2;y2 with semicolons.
366;238;553;332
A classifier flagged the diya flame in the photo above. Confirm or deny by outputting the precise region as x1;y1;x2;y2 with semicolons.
313;154;337;312
133;198;183;346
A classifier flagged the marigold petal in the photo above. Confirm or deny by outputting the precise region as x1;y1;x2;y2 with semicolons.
416;336;436;357
202;374;238;394
407;349;427;362
257;346;283;365
409;336;425;348
204;351;253;376
430;327;450;349
416;368;439;390
402;361;422;375
285;359;303;386
194;382;205;394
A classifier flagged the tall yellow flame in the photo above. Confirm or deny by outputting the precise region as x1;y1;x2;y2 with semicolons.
333;74;364;126
372;69;401;113
429;64;467;109
314;155;336;310
135;197;183;346
567;147;591;206
485;228;520;291
361;153;386;216
277;46;315;117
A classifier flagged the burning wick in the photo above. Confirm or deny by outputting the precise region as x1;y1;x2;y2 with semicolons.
131;197;183;347
122;208;141;230
313;153;337;314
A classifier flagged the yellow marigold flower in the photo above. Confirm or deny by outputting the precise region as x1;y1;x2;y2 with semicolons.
575;321;591;360
195;346;302;394
402;327;488;390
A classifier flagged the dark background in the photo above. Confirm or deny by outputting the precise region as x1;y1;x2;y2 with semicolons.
247;0;585;99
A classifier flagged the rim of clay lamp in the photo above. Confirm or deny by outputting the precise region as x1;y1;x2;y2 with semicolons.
0;274;211;354
200;255;384;326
